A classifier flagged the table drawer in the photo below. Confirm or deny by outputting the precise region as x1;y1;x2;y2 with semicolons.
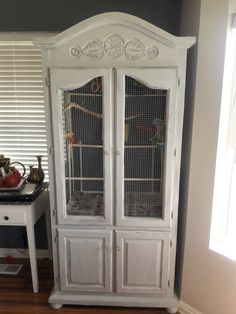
0;210;26;225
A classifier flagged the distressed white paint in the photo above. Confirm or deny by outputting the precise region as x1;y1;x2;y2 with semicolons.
50;68;113;226
35;12;195;312
116;230;170;294
115;67;177;228
58;229;112;292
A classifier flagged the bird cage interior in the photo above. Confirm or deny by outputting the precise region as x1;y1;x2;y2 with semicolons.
61;75;167;218
63;76;104;216
124;76;167;218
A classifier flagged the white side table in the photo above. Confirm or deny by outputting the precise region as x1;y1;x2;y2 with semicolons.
0;189;52;293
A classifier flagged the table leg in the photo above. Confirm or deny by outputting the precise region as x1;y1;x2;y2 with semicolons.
45;208;52;259
26;222;38;293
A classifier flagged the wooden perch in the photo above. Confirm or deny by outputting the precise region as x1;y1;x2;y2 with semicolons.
125;113;144;121
64;103;103;119
64;103;144;121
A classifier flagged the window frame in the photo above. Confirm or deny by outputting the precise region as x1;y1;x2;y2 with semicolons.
210;9;236;261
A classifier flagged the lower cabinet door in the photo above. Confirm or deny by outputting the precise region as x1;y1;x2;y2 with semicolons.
116;230;171;294
58;228;112;292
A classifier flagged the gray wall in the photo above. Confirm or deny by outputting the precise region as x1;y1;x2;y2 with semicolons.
0;0;181;34
176;0;201;296
0;0;182;250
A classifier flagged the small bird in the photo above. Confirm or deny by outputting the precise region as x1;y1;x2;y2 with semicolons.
64;131;76;144
150;118;165;144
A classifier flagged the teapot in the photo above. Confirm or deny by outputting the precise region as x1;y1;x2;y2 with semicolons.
0;162;25;188
27;156;45;184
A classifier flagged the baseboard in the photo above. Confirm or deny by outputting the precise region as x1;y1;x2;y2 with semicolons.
179;301;203;314
0;248;51;259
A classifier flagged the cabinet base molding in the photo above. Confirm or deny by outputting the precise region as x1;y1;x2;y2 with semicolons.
49;289;179;309
178;301;203;314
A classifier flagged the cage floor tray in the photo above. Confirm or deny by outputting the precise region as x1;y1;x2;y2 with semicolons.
66;191;162;218
67;192;104;216
0;264;23;275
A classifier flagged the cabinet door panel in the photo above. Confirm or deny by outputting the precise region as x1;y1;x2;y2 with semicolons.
69;238;104;285
116;231;170;294
58;229;112;292
50;68;113;225
116;68;177;228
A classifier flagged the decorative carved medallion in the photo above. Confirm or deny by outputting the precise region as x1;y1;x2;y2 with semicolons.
70;46;81;58
69;36;159;61
104;34;124;57
146;46;159;59
82;39;104;59
125;39;145;60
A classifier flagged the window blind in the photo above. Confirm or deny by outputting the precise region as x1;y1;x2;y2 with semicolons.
0;42;48;180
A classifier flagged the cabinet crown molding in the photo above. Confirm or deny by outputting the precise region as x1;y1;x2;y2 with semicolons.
33;12;196;50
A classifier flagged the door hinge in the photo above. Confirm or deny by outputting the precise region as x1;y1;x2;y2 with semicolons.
171;211;174;219
45;77;50;87
52;209;57;217
50;147;54;155
170;238;173;247
56;275;60;282
178;77;180;87
55;236;58;244
174;147;177;157
168;280;170;287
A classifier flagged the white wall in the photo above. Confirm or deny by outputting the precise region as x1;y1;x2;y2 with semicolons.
180;0;236;313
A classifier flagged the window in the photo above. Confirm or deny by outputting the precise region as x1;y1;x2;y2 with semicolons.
210;9;236;261
0;39;48;179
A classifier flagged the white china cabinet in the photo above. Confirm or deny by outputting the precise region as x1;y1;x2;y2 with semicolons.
35;12;195;313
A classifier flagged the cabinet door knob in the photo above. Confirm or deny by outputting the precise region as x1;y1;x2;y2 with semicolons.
4;216;9;221
116;151;121;156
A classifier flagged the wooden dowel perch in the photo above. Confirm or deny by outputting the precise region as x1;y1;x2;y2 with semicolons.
64;103;103;119
64;102;144;121
125;113;144;121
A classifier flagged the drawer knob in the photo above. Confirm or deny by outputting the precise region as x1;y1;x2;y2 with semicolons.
4;216;9;221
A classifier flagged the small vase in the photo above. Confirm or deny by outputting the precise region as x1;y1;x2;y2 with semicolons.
36;155;45;184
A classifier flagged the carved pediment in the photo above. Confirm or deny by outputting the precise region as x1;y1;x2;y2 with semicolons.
34;12;196;51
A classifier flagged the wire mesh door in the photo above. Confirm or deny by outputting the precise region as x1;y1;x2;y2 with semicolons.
62;77;105;217
123;76;167;219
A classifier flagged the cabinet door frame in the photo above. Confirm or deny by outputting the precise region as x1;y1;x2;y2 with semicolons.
116;230;171;294
58;228;113;292
115;68;178;228
50;68;113;225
